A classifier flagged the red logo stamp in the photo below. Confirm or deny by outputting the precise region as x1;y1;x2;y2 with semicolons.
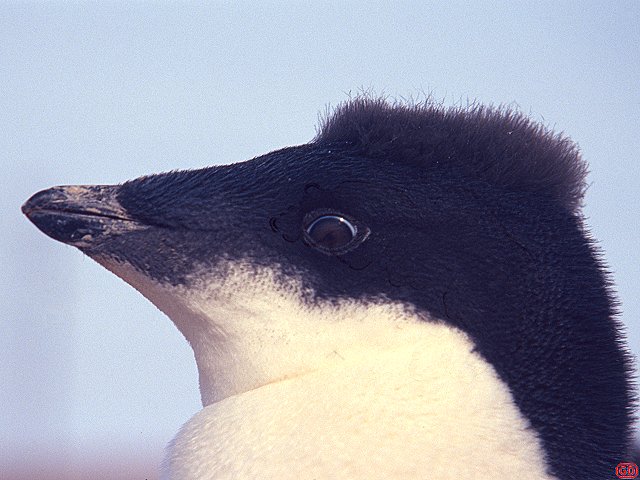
616;462;639;479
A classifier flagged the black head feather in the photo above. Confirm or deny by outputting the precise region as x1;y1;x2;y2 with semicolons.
316;97;588;213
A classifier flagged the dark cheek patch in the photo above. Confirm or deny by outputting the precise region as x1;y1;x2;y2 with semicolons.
83;229;208;287
337;240;374;271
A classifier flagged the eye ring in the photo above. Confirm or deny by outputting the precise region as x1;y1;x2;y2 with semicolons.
303;210;369;255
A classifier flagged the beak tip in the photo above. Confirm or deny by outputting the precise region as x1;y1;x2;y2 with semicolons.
22;185;131;247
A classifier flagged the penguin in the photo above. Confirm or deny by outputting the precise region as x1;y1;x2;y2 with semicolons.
22;97;636;480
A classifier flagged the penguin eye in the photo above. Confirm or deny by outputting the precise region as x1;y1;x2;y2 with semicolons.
304;214;357;253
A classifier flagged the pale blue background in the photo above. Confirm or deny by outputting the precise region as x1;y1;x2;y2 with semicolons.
2;2;638;478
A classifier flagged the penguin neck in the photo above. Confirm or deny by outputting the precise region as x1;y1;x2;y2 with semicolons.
95;259;557;478
179;290;453;406
164;320;557;479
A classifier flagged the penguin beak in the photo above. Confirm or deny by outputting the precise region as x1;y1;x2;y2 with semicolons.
22;185;138;248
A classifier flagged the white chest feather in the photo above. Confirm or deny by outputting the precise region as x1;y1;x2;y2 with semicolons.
97;259;556;480
163;325;555;479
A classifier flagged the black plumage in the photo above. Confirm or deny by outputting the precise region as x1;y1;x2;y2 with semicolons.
23;97;636;479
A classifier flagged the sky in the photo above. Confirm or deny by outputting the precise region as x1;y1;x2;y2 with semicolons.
1;2;639;478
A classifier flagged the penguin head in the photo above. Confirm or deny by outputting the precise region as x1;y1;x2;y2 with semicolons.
22;97;635;479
